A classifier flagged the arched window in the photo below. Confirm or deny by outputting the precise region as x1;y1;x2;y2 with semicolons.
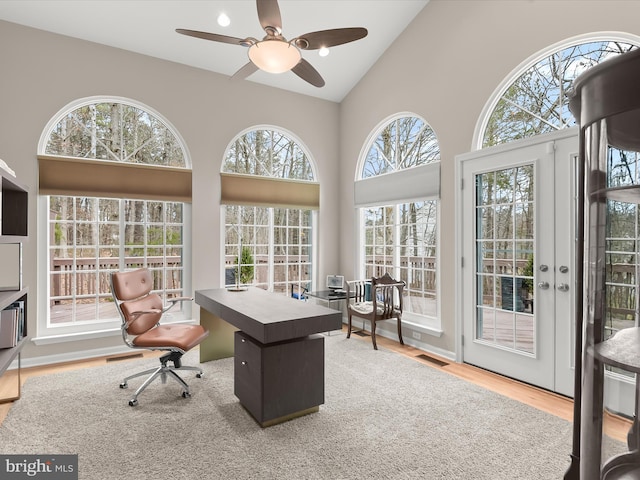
221;128;317;295
356;115;441;333
475;35;640;358
480;38;637;148
36;98;191;340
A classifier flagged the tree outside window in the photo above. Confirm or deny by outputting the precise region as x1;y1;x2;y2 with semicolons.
43;100;188;329
480;38;640;344
360;115;440;325
223;129;314;295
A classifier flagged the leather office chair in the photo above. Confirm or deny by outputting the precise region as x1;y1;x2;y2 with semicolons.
110;268;209;406
346;273;405;350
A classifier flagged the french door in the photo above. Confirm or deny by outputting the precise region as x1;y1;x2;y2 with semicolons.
458;129;577;396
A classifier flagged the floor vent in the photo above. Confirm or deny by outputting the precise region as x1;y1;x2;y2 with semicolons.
416;354;449;367
353;330;368;337
106;353;144;363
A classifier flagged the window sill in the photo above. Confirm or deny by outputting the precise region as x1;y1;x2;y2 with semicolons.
401;313;443;338
403;320;443;338
32;327;121;346
32;318;196;346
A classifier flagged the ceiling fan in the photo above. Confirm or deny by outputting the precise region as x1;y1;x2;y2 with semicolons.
176;0;368;88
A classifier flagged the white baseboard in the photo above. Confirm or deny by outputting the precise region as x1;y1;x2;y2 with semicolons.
343;318;455;362
10;345;134;370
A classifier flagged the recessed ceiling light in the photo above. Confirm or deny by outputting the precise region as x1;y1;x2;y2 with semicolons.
217;13;231;27
319;47;330;57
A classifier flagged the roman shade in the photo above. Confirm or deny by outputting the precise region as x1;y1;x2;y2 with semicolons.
38;155;192;202
354;162;440;207
220;172;320;209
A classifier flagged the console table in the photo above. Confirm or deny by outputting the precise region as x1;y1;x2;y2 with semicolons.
195;287;342;427
305;289;354;304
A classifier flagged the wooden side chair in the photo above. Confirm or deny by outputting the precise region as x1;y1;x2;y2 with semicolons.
346;273;405;350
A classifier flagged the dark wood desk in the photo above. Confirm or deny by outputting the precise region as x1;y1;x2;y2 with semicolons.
305;290;354;334
195;287;342;427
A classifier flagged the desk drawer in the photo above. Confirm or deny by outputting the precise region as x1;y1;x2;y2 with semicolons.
233;331;325;425
234;331;263;421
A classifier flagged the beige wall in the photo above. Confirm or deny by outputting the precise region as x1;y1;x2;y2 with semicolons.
3;0;640;364
0;19;341;362
339;0;640;355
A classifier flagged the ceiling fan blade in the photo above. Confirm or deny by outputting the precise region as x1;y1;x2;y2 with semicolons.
176;29;247;46
231;62;259;80
257;0;282;34
293;27;368;50
291;59;325;88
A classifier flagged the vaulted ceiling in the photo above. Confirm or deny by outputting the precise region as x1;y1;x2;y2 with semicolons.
0;0;429;102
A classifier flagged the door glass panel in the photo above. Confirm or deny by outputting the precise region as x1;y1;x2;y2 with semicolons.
475;165;535;355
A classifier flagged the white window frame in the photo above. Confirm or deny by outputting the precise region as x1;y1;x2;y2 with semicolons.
34;97;192;345
358;201;440;332
356;113;442;336
221;126;318;295
473;32;640;150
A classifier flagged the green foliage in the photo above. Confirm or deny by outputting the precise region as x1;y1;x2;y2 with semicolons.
235;246;255;285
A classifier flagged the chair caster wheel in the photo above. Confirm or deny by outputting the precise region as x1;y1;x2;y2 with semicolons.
196;373;203;378
129;399;138;406
182;391;191;398
120;382;128;389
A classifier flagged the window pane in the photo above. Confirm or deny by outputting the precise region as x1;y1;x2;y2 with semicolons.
44;101;188;331
222;129;315;295
46;102;185;167
362;116;440;178
224;205;312;294
48;197;186;326
362;201;438;322
482;41;637;148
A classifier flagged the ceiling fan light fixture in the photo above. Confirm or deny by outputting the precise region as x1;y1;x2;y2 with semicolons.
248;40;301;73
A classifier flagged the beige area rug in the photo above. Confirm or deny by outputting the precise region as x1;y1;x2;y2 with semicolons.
0;334;596;479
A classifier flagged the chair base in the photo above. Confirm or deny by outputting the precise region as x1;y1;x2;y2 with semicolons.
119;351;203;406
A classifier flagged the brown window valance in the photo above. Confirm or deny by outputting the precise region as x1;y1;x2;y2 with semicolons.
220;172;319;209
38;154;192;202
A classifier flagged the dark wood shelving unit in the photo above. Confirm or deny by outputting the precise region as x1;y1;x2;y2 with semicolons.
0;164;28;403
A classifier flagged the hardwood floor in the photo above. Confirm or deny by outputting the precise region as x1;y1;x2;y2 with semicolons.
0;328;632;444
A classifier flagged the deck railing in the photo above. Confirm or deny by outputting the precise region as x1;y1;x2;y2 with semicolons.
50;256;182;302
51;256;637;321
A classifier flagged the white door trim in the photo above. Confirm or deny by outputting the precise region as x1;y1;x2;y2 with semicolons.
454;128;578;381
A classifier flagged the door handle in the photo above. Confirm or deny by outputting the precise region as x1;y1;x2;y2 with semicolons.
537;281;550;290
557;283;570;292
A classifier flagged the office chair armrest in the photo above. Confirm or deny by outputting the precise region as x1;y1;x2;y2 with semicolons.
163;296;194;312
130;308;162;317
124;308;162;330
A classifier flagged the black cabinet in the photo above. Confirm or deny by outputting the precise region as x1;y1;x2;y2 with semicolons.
234;331;324;427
